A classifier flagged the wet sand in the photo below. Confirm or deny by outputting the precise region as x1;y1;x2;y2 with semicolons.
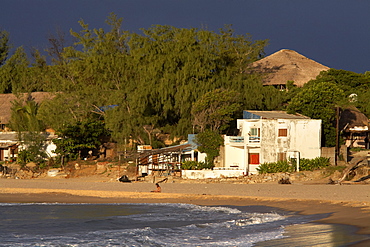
1;177;370;244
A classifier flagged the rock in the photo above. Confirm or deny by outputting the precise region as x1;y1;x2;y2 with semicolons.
118;175;131;183
26;162;37;170
278;177;291;184
47;169;60;177
96;163;107;173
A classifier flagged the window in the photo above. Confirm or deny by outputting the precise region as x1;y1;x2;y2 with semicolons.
249;128;261;142
278;128;287;137
278;152;286;161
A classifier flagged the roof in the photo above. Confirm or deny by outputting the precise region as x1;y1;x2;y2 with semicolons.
138;134;198;160
251;49;330;87
0;92;54;124
0;132;18;141
243;110;311;120
339;107;369;132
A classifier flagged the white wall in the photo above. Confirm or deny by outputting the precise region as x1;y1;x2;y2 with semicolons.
182;169;245;179
223;141;245;169
288;119;322;159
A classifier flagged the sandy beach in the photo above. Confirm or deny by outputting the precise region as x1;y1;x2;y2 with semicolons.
1;176;370;245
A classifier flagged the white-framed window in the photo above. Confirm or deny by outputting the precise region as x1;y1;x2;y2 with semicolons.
249;128;261;142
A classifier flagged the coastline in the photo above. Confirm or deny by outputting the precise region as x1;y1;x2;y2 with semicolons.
1;177;370;244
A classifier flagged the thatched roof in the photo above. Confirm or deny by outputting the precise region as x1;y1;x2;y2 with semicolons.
339;107;369;132
252;49;330;87
0;92;54;125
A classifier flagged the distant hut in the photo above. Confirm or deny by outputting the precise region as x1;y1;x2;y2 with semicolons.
251;49;330;89
339;107;370;149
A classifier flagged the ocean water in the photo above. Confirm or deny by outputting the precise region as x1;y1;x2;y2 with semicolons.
0;203;367;246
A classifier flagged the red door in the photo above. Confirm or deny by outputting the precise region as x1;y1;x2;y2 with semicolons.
249;153;260;164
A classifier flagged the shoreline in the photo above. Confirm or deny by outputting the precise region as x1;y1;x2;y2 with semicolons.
1;178;370;242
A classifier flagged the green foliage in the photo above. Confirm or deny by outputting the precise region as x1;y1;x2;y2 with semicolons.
181;160;214;170
1;14;278;150
257;160;294;174
9;98;49;167
0;29;10;66
257;157;331;174
9;97;45;132
24;14;270;145
307;69;368;94
17;132;48;167
191;89;242;133
292;157;330;171
287;81;346;147
195;130;224;163
53;119;110;160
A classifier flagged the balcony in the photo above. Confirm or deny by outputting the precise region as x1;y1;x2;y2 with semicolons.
248;136;261;143
225;136;244;146
225;135;260;146
229;136;244;143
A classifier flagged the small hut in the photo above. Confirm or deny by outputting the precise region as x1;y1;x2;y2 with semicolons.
339;107;370;149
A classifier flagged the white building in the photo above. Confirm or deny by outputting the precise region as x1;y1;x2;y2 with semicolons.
222;110;322;174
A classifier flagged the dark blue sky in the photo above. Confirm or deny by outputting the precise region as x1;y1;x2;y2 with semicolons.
1;0;369;73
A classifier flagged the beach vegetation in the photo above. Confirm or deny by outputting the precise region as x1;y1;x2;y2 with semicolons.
181;160;213;170
257;160;294;174
257;157;330;174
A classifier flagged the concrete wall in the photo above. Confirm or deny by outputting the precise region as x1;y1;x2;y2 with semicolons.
182;169;245;179
321;147;336;165
223;141;246;169
289;119;322;159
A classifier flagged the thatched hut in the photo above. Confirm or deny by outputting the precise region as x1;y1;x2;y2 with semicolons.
339;107;370;148
252;49;330;89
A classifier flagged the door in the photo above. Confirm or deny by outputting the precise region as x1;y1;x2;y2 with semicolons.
248;153;260;164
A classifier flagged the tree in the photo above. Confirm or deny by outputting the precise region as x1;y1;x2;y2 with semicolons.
191;89;242;133
6;14;271;148
307;69;369;94
53;119;111;162
8;97;48;166
304;68;370;117
287;81;347;147
195;129;224;164
9;97;45;132
0;29;10;66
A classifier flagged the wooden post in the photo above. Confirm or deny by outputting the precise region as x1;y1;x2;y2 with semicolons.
335;106;340;166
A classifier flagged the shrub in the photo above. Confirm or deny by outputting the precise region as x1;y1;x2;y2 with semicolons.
293;157;330;171
257;160;294;174
257;157;331;174
181;160;214;170
17;149;47;168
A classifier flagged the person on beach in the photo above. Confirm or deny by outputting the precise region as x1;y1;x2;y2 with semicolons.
151;183;161;193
